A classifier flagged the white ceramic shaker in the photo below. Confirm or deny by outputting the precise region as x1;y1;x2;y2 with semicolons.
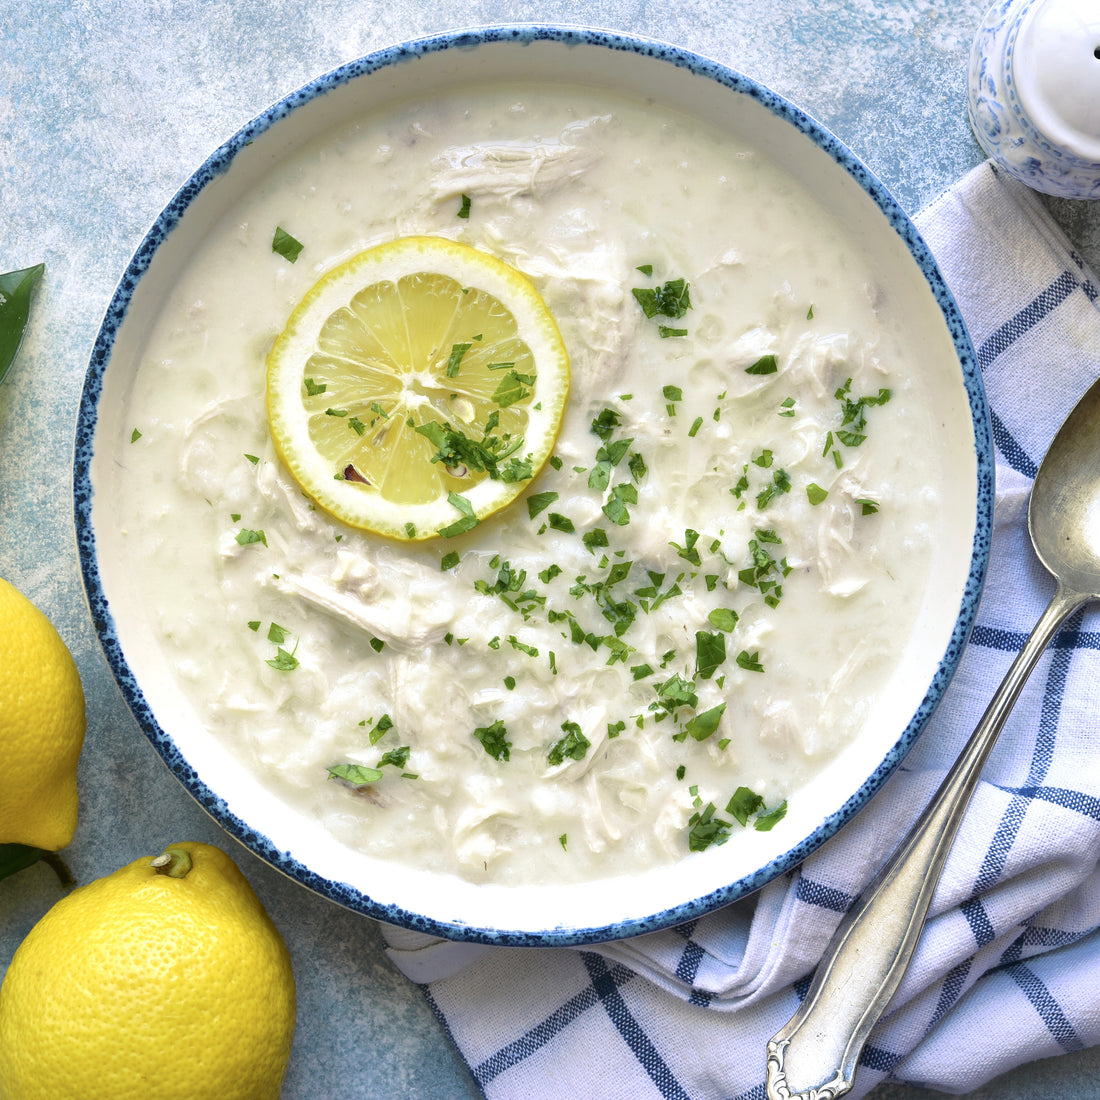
968;0;1100;198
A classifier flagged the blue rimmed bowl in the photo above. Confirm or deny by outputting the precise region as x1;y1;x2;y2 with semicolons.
74;26;993;946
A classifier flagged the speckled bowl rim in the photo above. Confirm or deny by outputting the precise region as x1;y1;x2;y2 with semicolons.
73;23;994;946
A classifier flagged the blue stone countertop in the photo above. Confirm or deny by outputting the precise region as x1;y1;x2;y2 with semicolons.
3;3;1100;1099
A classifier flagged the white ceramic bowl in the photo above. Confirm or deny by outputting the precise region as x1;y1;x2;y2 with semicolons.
74;27;993;945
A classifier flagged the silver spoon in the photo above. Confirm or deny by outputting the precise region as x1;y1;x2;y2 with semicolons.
766;374;1100;1100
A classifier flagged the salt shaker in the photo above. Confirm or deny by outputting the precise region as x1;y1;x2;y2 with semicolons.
968;0;1100;198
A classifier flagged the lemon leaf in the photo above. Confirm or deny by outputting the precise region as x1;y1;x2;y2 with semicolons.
0;264;45;385
0;842;44;882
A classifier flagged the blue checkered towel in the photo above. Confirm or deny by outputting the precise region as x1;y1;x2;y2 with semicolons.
382;162;1100;1098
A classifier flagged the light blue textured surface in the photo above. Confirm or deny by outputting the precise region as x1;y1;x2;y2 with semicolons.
3;2;1100;1098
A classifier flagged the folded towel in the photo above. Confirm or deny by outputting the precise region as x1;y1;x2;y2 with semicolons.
382;161;1100;1098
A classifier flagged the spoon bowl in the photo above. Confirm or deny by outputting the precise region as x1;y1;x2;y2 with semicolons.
1029;379;1100;590
768;374;1100;1100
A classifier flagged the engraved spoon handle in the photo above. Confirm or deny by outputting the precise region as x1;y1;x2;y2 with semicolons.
766;583;1088;1100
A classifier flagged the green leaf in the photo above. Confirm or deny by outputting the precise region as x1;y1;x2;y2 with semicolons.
266;646;299;671
695;631;726;680
687;802;731;851
491;369;534;408
272;226;304;263
547;512;575;533
457;193;472;219
473;719;512;761
0;263;45;385
378;745;411;769
527;491;559;519
327;763;383;786
0;843;45;883
727;786;766;826
632;278;691;320
745;354;778;376
736;649;765;673
438;492;480;538
707;608;739;632
684;703;726;742
547;721;591;766
445;342;472;378
754;800;788;831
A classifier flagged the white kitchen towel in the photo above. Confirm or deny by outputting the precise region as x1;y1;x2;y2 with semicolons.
382;161;1100;1098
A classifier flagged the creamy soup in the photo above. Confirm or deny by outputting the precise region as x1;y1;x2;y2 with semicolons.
115;84;940;885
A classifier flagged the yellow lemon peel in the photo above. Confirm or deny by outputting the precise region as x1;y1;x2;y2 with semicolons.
0;576;85;850
0;841;296;1100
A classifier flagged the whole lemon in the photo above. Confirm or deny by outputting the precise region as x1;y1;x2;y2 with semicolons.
0;575;86;850
0;842;296;1099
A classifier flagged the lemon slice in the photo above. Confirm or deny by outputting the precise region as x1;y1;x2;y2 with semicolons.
266;236;570;540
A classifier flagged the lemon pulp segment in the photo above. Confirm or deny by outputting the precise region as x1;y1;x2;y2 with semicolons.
266;236;570;539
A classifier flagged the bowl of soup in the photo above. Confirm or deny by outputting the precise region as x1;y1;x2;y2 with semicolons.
74;26;992;944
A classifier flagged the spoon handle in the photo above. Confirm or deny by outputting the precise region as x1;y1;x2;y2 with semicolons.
765;583;1087;1100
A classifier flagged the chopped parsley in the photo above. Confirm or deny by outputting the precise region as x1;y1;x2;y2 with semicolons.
492;369;535;408
688;802;731;852
369;714;395;744
833;377;892;447
266;647;299;672
547;512;575;533
445;342;472;378
727;785;765;825
706;608;739;632
727;786;787;831
632;278;692;320
472;719;511;762
756;468;792;509
437;492;480;539
528;491;559;519
745;353;778;376
598;486;630;527
547;721;591;766
271;226;304;263
736;649;765;673
684;703;726;741
327;763;383;786
457;193;472;219
415;418;530;486
377;745;411;769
